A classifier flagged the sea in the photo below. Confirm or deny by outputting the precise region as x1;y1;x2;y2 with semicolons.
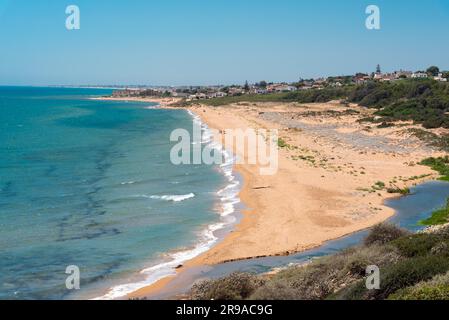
0;86;240;299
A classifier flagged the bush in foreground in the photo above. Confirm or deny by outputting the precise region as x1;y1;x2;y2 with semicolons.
389;271;449;300
189;273;265;300
188;223;449;300
249;281;299;300
363;223;410;246
335;255;449;300
252;244;399;300
391;233;442;257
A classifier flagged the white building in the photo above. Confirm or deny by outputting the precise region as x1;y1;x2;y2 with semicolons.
267;84;297;92
411;72;428;79
434;73;448;82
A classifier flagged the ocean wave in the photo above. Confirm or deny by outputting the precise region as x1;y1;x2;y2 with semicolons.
120;181;136;185
132;193;196;202
150;193;195;202
187;109;215;145
94;110;241;300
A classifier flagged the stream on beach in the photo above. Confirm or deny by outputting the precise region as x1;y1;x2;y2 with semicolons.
147;180;449;299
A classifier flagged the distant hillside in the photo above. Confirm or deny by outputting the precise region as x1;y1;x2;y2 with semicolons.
191;79;449;129
349;79;449;129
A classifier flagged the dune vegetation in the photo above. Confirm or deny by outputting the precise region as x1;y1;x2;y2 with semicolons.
189;223;449;300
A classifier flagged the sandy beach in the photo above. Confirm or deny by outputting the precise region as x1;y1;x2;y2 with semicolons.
97;97;446;299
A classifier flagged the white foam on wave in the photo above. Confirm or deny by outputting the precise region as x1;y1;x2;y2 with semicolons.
150;193;196;202
187;109;214;145
132;193;195;202
121;181;136;185
94;110;241;300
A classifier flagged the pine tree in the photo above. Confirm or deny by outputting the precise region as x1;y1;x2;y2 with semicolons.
376;64;381;74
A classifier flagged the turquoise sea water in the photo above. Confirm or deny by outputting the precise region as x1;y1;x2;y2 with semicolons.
0;87;237;299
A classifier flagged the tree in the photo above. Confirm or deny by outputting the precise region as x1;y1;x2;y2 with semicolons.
376;64;381;74
443;72;449;80
426;66;440;76
256;81;267;89
244;81;250;91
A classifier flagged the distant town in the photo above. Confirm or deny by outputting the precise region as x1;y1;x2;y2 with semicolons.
78;65;449;101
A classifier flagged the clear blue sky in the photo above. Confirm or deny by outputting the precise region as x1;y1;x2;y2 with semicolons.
1;0;448;86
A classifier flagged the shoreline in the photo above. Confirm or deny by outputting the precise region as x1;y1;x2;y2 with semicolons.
125;114;261;299
91;102;243;300
93;96;442;300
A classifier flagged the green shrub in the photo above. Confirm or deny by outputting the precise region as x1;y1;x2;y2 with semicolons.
272;260;346;300
344;246;401;276
249;280;299;300
390;285;449;300
391;233;441;257
386;187;410;195
271;245;400;300
349;79;449;129
364;223;410;246
389;271;449;300
336;255;449;300
189;273;265;300
189;219;449;300
376;256;449;299
373;181;386;190
277;138;288;148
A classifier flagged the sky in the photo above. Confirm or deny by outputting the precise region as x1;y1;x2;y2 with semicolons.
0;0;448;86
